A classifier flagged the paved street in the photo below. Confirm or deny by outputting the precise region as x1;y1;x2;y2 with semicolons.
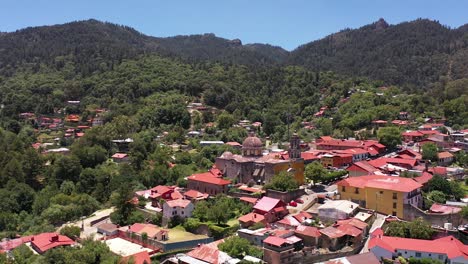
360;213;386;253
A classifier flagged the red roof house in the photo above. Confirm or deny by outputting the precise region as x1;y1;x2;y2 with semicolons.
187;172;231;196
30;233;74;254
120;251;151;264
238;213;266;228
253;197;288;223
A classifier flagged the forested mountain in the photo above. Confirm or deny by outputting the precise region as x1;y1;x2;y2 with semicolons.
289;18;468;87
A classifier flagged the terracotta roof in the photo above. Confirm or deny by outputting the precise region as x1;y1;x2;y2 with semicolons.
127;223;167;238
429;203;462;214
239;197;258;205
413;171;433;185
368;158;417;168
295;225;321;237
187;240;229;264
277;215;301;227
322;252;380;264
184;189;209;200
242;136;262;149
335;218;368;230
96;223;118;232
112;153;128;159
120;251;151;264
438;151;454;159
263;236;289;247
188;172;231;186
402;131;424;137
337;175;422;193
293;211;313;222
429;166;447;175
369;228;468;260
238;213;265;224
0;236;33;251
301;152;319;161
31;233;74;253
165;199;191;208
225;141;242;147
319;226;346;238
253;197;283;212
348;161;379;173
336;224;362;237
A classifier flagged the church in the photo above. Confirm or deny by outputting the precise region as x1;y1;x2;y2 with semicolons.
215;134;305;185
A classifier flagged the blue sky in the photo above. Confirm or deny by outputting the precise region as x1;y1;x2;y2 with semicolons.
1;0;467;50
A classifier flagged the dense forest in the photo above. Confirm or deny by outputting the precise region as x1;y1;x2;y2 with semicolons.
0;18;467;263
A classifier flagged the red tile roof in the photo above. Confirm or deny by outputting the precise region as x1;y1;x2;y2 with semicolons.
369;228;468;260
225;141;242;147
165;199;192;208
187;240;226;264
277;215;301;227
128;223;167;238
301;152;319;161
368;158;418;168
120;251;151;264
336;224;362;237
31;233;74;253
239;196;258;205
184;189;209;200
253;197;283;212
295;225;321;238
402;131;424;137
263;236;289;247
429;203;462;214
238;213;265;224
0;236;33;251
319;226;346;238
188;172;231;186
112;153;128;159
429;166;448;176
337;175;422;193
293;211;313;222
438;151;454;159
348;161;380;173
413;171;433;185
335;218;368;230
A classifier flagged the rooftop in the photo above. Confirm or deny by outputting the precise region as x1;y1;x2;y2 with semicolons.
337;175;422;193
188;172;231;186
253;197;284;213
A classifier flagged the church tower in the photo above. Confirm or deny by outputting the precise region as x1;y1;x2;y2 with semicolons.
288;133;301;159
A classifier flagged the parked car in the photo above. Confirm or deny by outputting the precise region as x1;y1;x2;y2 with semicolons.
289;201;298;207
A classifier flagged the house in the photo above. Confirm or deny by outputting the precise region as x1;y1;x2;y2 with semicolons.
135;185;183;207
334;148;370;162
369;228;468;263
337;175;422;219
316;139;385;156
123;223;168;241
317;252;380;264
437;151;454;166
397;149;422;160
262;236;295;264
163;199;194;220
319;226;348;251
294;225;321;246
30;233;74;254
225;141;242;149
346;161;381;177
276;215;301;229
187;172;231;196
321;153;353;168
183;189;209;202
335;218;369;236
292;211;313;223
183;240;234;264
238;213;266;228
239;196;259;205
120;251;151;264
368;157;418;170
112;153;129;163
402;131;424;143
413;171;433;187
253;197;288;223
318;200;359;221
96;222;119;236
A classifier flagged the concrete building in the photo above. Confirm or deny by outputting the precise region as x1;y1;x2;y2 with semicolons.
337;175;422;219
163;199;194;220
318;200;359;221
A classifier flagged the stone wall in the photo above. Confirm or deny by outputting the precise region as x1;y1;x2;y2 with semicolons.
266;188;306;203
403;204;466;227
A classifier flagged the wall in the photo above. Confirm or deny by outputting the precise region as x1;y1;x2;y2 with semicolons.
272;159;305;185
396;249;447;262
266;188;306;203
403;204;465;227
365;187;404;218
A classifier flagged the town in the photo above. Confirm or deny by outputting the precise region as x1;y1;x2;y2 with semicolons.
1;99;467;264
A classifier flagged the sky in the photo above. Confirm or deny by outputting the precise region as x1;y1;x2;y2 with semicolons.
1;0;467;50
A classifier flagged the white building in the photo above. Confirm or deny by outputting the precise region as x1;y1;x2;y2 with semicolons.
163;199;194;220
318;200;359;221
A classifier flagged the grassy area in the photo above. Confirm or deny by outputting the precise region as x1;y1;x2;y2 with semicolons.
165;225;208;243
227;218;238;227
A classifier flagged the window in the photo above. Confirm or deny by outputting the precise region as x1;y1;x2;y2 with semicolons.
181;211;184;215
392;211;397;216
393;202;397;209
379;191;384;194
342;186;346;192
415;252;421;258
438;255;444;260
392;192;397;199
354;188;359;194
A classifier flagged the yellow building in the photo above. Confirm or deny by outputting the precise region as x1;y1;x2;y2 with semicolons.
337;175;422;219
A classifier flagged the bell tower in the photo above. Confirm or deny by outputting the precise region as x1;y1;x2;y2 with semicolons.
288;133;301;159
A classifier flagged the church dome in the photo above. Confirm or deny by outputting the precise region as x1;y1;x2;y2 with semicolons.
242;136;262;149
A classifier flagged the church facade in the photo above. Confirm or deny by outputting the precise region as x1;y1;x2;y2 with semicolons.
215;134;305;185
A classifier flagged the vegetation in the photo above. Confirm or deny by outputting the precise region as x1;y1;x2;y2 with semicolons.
218;236;262;259
422;143;439;161
264;171;299;192
385;218;434;240
59;225;81;240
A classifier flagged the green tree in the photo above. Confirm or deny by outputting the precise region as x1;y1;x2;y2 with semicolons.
408;217;434;240
264;171;299;192
193;201;210;222
426;190;446;204
377;127;402;149
60;225;81;240
217;112;236;130
218;236;262;259
305;161;326;185
422;143;438;161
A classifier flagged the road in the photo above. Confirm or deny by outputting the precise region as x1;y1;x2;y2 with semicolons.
360;213;386;253
59;207;115;239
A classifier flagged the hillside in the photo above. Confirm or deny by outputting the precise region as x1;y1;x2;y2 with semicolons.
289;18;468;86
